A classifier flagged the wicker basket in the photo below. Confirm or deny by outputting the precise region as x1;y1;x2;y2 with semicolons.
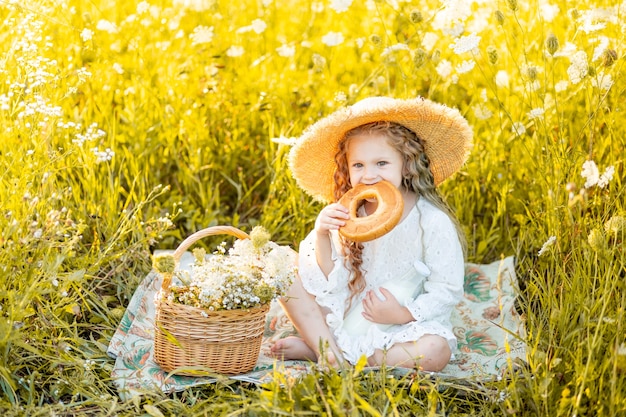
153;226;270;375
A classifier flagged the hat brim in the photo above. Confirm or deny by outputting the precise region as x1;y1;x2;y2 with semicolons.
289;96;473;202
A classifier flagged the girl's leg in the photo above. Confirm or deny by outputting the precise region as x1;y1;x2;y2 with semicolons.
367;334;451;372
269;336;317;361
270;273;344;366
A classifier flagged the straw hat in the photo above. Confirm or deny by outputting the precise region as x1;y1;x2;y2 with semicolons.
289;96;473;202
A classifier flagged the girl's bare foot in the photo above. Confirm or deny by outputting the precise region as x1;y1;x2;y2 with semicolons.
319;350;340;368
269;336;317;361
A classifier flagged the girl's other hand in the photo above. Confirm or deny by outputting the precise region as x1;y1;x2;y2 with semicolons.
362;288;413;325
315;203;349;235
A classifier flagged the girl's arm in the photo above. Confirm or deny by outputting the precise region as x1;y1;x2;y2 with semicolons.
313;203;349;277
315;232;334;277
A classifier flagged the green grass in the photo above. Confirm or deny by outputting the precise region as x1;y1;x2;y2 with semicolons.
1;0;625;415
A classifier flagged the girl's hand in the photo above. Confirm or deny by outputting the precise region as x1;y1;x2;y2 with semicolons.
314;203;349;236
361;288;413;325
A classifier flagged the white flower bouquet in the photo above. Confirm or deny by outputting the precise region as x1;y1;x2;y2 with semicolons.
152;225;297;375
164;226;297;311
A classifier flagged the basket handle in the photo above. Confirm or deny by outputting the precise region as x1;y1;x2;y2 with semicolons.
161;226;250;293
173;225;250;260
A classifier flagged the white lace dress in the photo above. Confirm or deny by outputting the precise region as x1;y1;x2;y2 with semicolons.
297;198;465;364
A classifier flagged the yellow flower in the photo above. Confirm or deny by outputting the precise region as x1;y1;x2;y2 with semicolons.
193;247;207;263
153;254;176;274
605;215;626;238
545;33;559;56
587;228;606;252
250;226;271;250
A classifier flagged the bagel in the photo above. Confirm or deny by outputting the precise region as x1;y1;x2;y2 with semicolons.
338;181;404;242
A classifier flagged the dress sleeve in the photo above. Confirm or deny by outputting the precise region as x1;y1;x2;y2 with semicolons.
297;230;345;295
404;207;464;324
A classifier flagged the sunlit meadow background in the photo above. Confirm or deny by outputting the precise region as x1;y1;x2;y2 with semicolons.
0;0;624;415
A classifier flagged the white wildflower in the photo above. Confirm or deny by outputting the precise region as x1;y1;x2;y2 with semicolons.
92;147;115;163
581;160;599;188
554;80;569;92
270;136;297;146
540;4;559;22
553;41;578;58
136;1;150;14
312;2;325;13
322;31;344;46
251;19;267;34
76;67;92;83
430;0;469;28
83;359;95;371
330;0;353;13
173;0;212;12
334;91;347;103
472;104;492;120
112;63;124;74
597;165;615;188
435;59;452;78
96;19;119;34
495;70;509;88
226;45;245;57
381;43;410;57
582;160;614;189
449;33;480;54
276;43;295;57
526;80;541;92
236;25;252;34
527;108;545;120
455;59;475;74
567;51;588;85
80;28;93;42
422;32;439;52
444;23;465;38
537;236;556;257
579;8;611;33
497;390;510;403
156;217;174;229
190;26;214;45
592;36;609;61
591;72;613;91
0;94;9;111
110;41;122;53
511;122;526;135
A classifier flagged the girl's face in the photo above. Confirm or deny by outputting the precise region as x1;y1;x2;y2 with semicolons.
346;132;404;189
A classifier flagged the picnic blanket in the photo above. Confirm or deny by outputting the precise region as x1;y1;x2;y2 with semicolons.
107;253;526;399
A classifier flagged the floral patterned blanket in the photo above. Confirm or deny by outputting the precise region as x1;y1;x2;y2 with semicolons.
107;253;526;399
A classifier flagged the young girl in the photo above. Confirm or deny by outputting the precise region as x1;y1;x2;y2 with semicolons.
271;97;473;372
